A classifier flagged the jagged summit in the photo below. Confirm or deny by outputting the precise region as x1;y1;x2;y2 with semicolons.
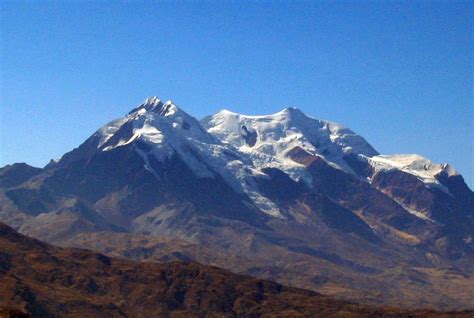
127;96;180;117
96;99;217;165
127;96;163;114
142;95;163;108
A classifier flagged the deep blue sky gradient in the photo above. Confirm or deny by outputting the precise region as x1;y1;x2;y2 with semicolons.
1;1;472;187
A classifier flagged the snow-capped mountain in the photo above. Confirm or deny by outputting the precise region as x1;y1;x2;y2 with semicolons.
1;96;473;309
90;97;289;217
202;107;378;180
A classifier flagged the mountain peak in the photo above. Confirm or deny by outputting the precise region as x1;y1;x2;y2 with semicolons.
279;106;303;115
213;107;306;119
127;96;179;116
143;96;162;107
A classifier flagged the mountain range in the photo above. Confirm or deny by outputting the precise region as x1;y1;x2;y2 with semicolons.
1;96;472;310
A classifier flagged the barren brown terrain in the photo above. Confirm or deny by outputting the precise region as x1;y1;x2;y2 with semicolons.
1;222;472;317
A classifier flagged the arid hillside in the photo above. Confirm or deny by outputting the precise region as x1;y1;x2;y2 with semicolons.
1;222;472;318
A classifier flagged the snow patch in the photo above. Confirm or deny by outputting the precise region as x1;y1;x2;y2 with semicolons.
388;195;436;223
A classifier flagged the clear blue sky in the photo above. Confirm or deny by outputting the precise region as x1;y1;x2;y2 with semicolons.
1;1;472;188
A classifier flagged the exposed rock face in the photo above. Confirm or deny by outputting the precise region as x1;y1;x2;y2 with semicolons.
0;97;473;310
